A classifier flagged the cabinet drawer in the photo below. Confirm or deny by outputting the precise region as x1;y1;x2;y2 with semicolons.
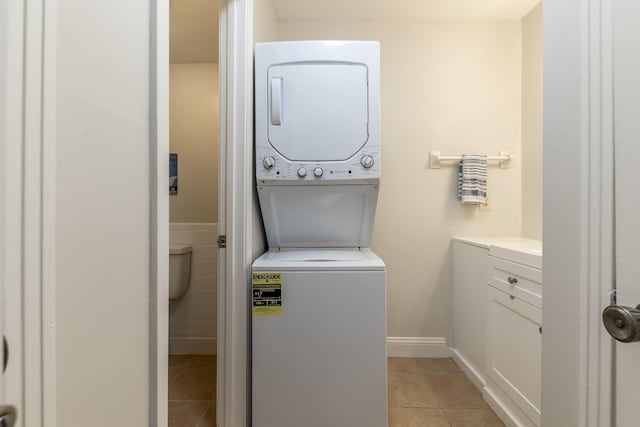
486;286;542;426
488;256;542;309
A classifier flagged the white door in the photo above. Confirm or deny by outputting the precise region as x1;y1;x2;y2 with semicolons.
608;1;640;425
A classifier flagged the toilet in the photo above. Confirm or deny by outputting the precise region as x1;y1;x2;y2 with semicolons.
169;244;192;300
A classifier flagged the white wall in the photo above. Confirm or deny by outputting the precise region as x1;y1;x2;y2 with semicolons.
254;0;278;44
169;223;218;354
56;0;150;425
170;63;219;223
521;3;543;240
277;21;523;341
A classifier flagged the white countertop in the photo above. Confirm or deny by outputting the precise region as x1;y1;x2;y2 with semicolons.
452;236;542;269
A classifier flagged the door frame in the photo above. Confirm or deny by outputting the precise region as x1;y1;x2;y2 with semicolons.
151;0;256;426
217;0;257;425
542;0;614;425
153;0;623;425
150;0;170;426
1;0;56;426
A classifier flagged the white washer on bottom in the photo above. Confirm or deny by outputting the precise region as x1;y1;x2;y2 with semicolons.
251;248;387;427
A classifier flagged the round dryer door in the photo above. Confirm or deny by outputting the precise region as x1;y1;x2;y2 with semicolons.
267;62;369;162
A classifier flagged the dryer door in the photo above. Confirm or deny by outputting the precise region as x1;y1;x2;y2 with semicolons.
267;62;369;162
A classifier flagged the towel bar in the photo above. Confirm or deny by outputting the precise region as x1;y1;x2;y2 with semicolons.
429;151;513;169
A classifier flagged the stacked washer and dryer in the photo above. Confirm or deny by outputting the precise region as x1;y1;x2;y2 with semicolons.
252;41;387;427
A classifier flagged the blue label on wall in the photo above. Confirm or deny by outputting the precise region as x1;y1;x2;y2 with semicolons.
170;153;178;195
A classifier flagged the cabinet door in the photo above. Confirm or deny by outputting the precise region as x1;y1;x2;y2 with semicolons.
487;286;542;425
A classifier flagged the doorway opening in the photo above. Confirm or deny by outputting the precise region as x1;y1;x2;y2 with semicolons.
252;1;543;426
167;0;219;425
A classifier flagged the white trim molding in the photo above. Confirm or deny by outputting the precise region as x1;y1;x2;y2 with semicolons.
218;0;255;426
386;337;452;358
1;0;57;425
150;0;170;426
451;348;486;391
543;0;614;425
169;336;217;355
482;387;521;427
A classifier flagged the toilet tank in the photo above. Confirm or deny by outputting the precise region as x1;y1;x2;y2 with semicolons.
169;244;192;300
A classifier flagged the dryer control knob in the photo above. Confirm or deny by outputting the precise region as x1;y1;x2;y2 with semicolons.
263;156;276;169
361;155;374;169
297;167;307;178
313;167;323;177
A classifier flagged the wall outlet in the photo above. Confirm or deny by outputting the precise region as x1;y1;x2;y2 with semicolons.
479;196;491;211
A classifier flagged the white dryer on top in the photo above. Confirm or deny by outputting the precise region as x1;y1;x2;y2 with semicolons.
255;41;381;249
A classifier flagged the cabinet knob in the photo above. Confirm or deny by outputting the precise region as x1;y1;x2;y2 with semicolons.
507;276;518;285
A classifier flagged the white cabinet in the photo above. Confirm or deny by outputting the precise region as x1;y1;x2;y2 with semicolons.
452;240;490;388
452;237;542;427
486;287;542;426
489;257;542;308
486;255;542;427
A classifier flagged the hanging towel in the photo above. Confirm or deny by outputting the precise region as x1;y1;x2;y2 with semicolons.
457;155;487;205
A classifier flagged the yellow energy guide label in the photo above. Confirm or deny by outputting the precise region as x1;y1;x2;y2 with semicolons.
252;272;283;316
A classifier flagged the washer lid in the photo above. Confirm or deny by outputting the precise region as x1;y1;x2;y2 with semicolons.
252;248;385;271
267;62;369;162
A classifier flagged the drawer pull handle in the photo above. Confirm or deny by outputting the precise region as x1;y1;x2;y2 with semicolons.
507;276;518;285
510;295;515;300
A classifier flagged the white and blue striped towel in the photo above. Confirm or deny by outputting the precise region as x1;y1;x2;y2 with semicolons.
457;155;487;205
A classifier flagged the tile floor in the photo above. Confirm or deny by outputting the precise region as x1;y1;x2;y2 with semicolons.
388;358;505;427
168;355;504;427
168;355;216;427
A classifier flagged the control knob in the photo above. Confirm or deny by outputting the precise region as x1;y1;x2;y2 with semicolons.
313;167;323;177
297;167;307;178
263;156;275;169
361;155;374;169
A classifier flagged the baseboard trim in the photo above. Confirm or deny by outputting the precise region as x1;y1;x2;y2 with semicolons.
386;337;452;358
169;336;216;355
451;348;486;391
482;386;522;427
169;222;218;232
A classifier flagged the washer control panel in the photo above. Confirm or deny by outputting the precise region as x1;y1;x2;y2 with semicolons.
263;156;276;169
256;147;381;182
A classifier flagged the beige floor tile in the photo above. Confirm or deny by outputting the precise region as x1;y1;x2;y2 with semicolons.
168;401;210;427
167;355;216;425
389;358;461;375
388;373;439;408
196;403;216;427
389;408;452;427
169;370;216;401
169;355;192;369
188;355;217;370
443;408;505;427
427;373;487;409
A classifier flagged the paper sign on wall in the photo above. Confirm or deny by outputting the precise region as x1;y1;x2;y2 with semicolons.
252;272;282;316
169;153;178;195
